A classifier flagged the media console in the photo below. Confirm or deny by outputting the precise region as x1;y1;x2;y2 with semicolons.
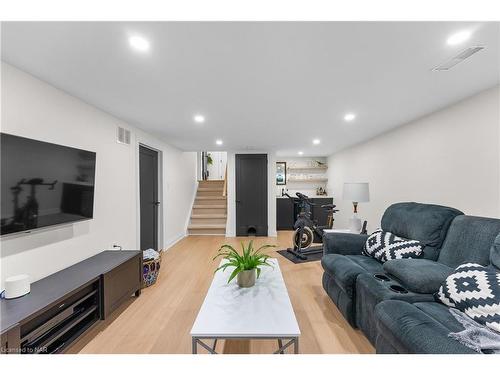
1;250;142;354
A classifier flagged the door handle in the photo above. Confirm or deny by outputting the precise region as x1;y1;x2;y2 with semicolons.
153;201;160;206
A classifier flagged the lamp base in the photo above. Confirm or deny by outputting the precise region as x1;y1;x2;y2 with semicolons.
349;215;362;234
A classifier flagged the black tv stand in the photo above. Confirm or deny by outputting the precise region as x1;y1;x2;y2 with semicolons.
1;250;142;354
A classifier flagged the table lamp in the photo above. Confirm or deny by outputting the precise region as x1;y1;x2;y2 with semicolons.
343;182;370;233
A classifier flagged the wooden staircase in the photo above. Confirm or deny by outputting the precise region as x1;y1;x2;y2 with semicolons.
188;180;227;235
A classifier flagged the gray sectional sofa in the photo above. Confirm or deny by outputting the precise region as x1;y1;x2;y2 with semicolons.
321;202;500;354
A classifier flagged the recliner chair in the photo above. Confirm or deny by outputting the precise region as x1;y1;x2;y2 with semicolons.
373;233;500;354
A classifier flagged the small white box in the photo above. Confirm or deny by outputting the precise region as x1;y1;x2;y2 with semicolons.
4;274;30;299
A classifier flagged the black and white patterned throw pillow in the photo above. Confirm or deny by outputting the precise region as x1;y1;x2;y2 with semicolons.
363;229;424;262
435;263;500;333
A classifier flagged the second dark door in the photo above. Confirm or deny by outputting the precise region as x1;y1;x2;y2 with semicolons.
139;145;159;250
235;154;268;236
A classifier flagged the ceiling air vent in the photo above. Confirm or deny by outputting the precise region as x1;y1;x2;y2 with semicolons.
432;46;485;71
117;126;131;145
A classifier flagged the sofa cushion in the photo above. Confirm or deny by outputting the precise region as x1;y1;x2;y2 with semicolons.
363;229;423;262
374;300;477;354
345;255;385;273
413;302;467;332
435;263;500;333
383;259;453;294
437;215;500;268
321;254;383;296
381;202;463;249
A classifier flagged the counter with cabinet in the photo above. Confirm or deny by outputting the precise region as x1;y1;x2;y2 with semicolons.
276;196;334;230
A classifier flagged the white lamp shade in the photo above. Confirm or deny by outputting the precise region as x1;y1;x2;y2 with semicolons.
343;182;370;202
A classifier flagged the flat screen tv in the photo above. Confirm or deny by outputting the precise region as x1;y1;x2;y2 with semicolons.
1;133;96;235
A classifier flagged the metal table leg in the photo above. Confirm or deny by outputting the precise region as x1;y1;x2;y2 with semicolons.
192;338;197;354
193;338;218;354
193;336;299;354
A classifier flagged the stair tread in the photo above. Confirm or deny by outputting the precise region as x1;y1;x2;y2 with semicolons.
188;224;226;229
195;196;225;200
193;204;227;208
191;214;227;218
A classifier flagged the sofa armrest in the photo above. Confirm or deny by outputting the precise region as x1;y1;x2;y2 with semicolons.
383;259;453;294
322;232;368;256
490;233;500;270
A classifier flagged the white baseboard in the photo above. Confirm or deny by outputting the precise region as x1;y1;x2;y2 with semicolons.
184;179;199;232
268;230;278;237
162;232;186;252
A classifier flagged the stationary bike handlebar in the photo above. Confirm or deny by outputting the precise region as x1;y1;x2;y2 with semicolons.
283;192;313;204
282;192;338;212
295;192;312;204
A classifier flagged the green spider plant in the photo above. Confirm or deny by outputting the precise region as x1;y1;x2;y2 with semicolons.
213;240;276;283
206;153;213;165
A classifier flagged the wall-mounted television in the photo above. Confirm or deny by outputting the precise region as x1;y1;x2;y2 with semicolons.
1;133;96;236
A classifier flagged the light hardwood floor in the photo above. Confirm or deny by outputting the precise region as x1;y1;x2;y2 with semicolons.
74;232;374;354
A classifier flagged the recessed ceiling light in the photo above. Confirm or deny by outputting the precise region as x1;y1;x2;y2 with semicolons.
312;139;320;145
447;30;472;46
344;113;356;122
129;35;150;52
215;139;223;146
298;151;304;155
193;115;205;124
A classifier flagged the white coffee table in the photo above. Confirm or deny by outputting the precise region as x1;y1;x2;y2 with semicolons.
190;258;300;354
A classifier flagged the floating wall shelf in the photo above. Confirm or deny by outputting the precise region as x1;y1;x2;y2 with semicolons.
287;166;328;171
287;178;328;183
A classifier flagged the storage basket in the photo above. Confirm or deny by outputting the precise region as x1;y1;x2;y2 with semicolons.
142;251;163;288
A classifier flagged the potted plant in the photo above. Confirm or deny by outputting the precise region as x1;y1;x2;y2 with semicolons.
213;240;275;288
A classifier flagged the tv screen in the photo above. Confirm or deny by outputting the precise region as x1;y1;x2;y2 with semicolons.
1;133;96;235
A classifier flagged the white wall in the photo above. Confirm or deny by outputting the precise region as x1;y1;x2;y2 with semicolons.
226;151;277;237
206;151;227;180
327;86;500;232
0;63;197;289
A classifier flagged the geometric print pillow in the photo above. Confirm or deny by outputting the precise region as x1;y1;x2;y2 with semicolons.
363;228;424;263
435;263;500;333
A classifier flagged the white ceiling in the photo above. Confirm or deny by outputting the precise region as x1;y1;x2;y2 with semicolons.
1;22;499;156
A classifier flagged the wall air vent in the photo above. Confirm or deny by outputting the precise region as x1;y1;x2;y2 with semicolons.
432;46;485;71
117;126;131;145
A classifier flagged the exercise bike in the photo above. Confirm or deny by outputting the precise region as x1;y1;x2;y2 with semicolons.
283;192;339;260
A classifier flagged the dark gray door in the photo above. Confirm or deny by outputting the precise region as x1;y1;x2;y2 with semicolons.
236;154;268;236
139;145;159;250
